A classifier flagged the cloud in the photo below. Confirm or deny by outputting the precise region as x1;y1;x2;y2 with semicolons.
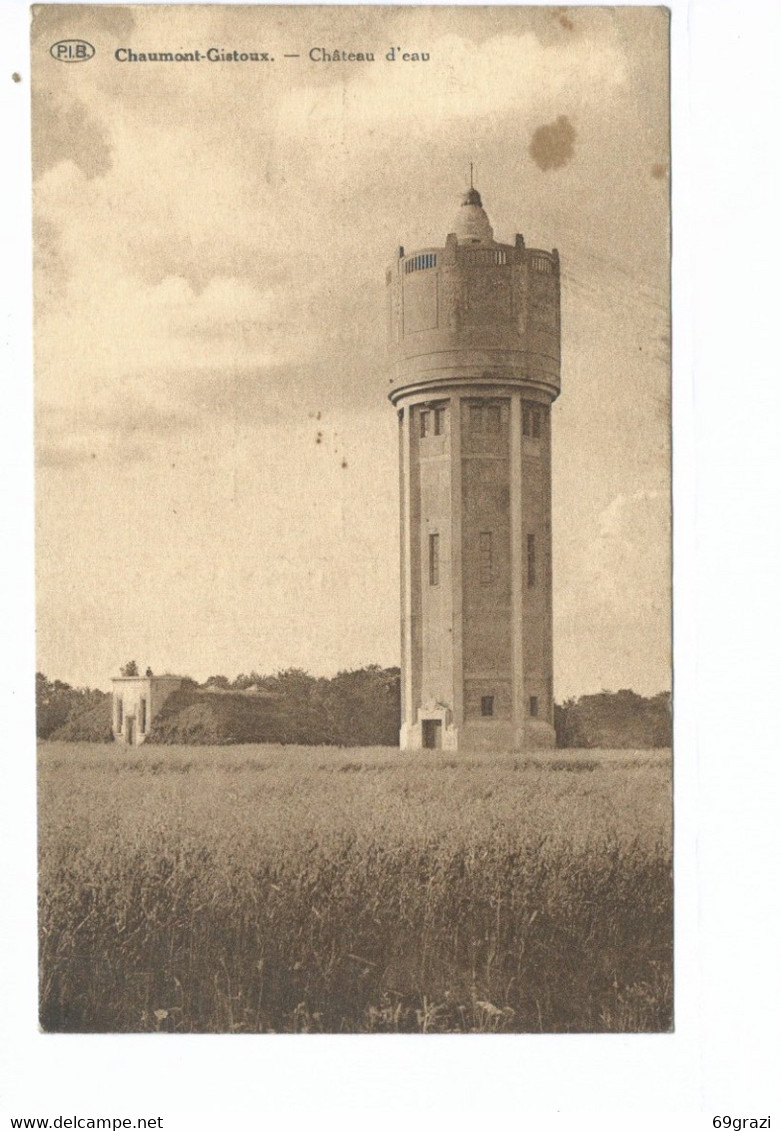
553;490;671;696
37;401;200;467
34;152;313;398
33;106;393;457
279;29;627;150
31;4;136;47
583;490;670;607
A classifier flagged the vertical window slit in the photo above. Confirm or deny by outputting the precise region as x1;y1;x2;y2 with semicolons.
479;531;493;584
429;533;440;586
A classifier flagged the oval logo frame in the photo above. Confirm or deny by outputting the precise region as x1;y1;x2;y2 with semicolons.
50;39;96;62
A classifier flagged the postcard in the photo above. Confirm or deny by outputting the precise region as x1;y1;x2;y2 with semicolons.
31;1;671;1043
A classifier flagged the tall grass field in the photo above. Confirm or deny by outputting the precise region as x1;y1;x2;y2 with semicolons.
38;742;672;1033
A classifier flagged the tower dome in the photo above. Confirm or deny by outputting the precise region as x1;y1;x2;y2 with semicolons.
451;186;494;244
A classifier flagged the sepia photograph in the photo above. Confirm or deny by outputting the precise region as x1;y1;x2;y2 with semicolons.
32;4;672;1035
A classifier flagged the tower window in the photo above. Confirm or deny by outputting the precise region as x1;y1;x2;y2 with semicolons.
479;531;493;584
140;697;147;734
434;407;446;435
116;696;123;730
481;696;494;717
469;404;483;432
486;405;501;434
530;696;539;718
527;533;537;587
420;410;430;438
523;405;543;437
429;533;440;586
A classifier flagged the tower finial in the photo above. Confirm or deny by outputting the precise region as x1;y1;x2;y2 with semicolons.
456;171;490;240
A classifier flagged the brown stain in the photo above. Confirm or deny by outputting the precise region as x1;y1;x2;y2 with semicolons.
341;458;348;469
12;72;21;83
33;91;113;180
555;9;574;31
651;163;667;180
529;115;576;171
316;431;323;445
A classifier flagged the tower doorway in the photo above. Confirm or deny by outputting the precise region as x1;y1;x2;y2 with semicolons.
422;719;442;749
126;718;135;745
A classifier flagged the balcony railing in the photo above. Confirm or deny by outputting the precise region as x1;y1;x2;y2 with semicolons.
404;253;438;274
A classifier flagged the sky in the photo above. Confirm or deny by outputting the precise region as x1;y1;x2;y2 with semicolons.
32;5;671;697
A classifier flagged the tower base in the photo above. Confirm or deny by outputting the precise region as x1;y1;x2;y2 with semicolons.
400;716;555;752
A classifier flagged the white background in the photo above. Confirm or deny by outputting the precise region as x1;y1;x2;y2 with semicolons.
1;0;779;1127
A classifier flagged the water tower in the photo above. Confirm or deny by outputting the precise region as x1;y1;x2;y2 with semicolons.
387;184;561;749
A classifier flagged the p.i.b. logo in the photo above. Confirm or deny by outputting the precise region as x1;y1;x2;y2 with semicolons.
50;39;96;62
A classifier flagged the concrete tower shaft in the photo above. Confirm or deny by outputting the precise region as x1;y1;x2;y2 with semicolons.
387;189;561;751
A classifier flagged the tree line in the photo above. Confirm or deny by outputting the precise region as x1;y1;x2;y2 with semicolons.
36;670;671;748
36;672;110;739
151;666;402;746
554;689;671;748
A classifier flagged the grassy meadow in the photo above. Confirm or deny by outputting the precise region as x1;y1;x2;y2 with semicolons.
38;742;672;1033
